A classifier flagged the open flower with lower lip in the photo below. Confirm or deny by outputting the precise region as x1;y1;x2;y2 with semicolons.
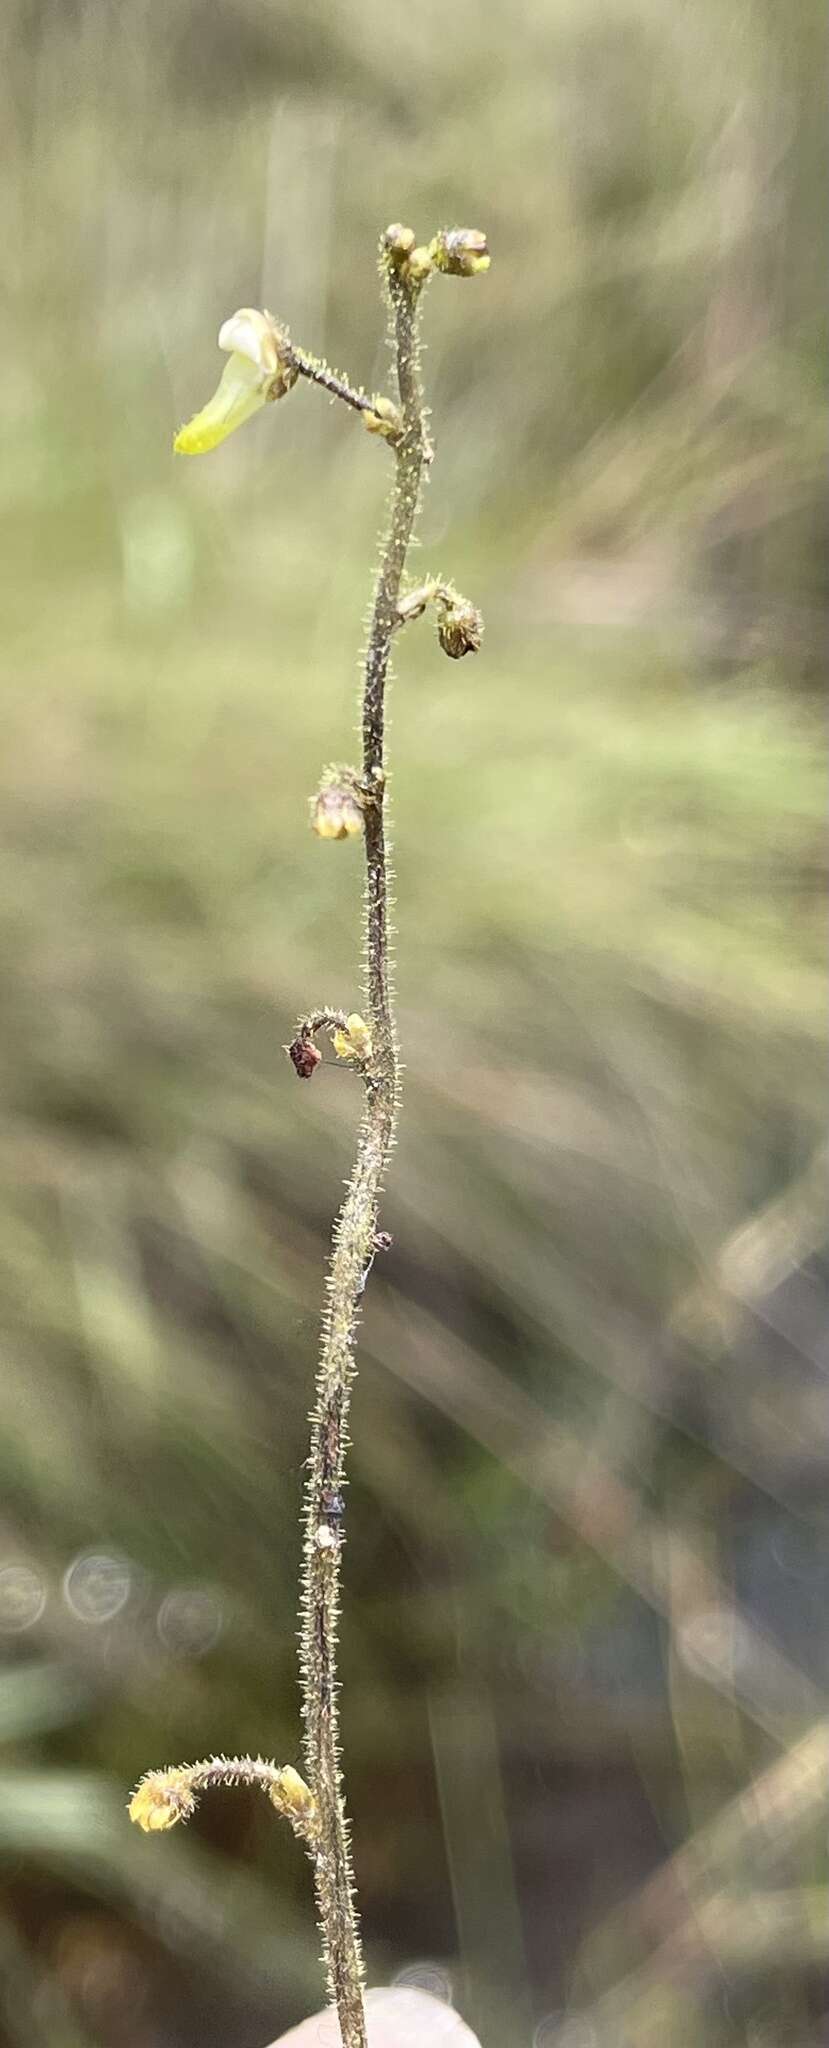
174;308;298;454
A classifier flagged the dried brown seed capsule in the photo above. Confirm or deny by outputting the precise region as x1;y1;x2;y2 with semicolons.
437;598;484;658
287;1038;322;1080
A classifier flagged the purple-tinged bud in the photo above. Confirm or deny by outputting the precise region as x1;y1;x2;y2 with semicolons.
383;224;417;263
430;228;490;278
310;768;365;840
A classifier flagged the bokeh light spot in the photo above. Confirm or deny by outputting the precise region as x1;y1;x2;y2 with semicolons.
156;1585;223;1658
63;1553;132;1624
392;1961;453;2002
0;1563;46;1632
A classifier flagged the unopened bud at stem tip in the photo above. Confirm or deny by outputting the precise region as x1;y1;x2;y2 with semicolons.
430;228;491;278
383;224;417;262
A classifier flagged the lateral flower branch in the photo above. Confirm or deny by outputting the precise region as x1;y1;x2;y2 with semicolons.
133;223;489;2048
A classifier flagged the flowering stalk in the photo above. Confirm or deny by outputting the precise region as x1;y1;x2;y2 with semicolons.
129;1756;318;1839
134;223;488;2048
293;237;434;2048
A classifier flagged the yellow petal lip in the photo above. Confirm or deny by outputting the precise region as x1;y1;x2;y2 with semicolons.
174;353;265;455
310;787;364;839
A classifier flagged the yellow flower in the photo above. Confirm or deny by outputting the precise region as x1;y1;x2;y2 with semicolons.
310;766;365;840
311;788;364;840
174;309;297;455
128;1768;195;1831
332;1014;372;1062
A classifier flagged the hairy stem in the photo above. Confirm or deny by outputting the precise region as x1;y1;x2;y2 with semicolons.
298;257;428;2048
129;1755;318;1841
290;345;375;419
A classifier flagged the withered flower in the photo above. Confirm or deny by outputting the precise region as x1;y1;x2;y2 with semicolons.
436;594;484;658
287;1038;323;1080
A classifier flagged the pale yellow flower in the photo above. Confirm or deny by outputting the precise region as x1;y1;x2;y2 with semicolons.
311;788;364;840
332;1014;372;1062
174;309;297;455
128;1768;195;1831
310;766;365;840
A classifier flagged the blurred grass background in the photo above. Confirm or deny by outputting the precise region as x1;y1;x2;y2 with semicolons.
0;0;826;2042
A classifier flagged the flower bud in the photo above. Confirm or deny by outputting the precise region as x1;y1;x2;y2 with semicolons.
430;228;490;278
310;768;365;841
436;594;484;658
270;1766;318;1836
286;1037;322;1080
383;224;417;262
363;395;403;440
404;245;434;284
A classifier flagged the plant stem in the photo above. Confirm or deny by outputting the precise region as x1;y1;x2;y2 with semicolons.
298;257;428;2048
290;345;375;419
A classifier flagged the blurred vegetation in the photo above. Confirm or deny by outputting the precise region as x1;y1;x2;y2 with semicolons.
0;0;826;2043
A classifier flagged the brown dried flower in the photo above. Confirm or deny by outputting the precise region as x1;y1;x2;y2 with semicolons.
287;1038;323;1080
436;595;484;658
